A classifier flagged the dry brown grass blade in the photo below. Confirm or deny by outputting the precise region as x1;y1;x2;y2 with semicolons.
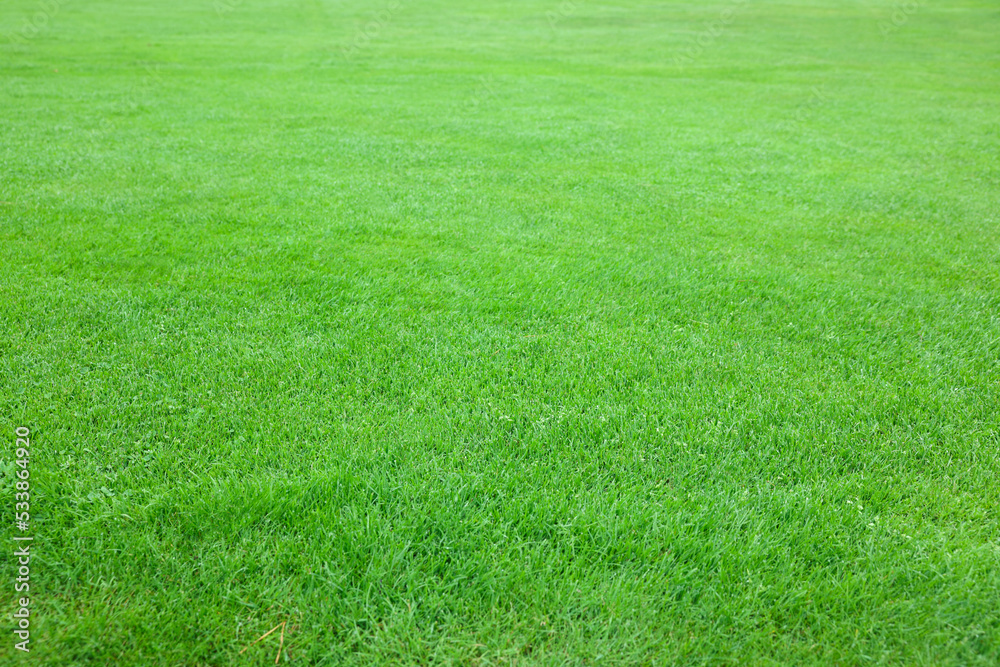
239;623;283;655
274;620;287;664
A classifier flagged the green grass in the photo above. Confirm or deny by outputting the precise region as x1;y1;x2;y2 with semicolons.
2;0;999;664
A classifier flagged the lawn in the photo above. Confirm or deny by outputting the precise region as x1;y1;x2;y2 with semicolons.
1;0;999;664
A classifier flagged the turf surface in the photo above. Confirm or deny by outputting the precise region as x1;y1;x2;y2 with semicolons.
1;0;999;664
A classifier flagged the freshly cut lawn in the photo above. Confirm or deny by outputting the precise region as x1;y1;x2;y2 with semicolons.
1;0;999;664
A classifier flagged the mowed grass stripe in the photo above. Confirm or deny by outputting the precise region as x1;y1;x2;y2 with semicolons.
1;0;999;664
